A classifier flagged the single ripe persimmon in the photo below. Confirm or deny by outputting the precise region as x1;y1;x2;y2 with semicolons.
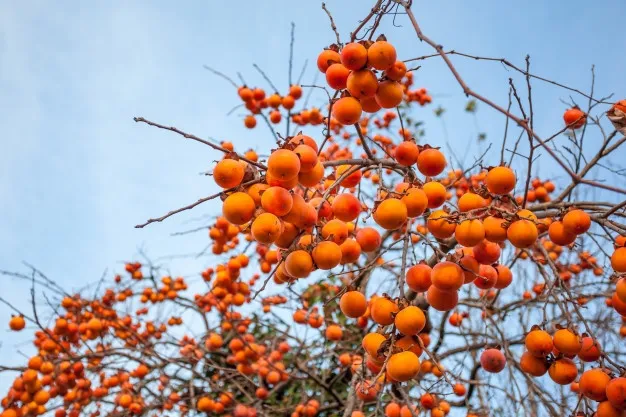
417;148;446;177
426;285;458;311
472;240;501;264
394;306;426;335
606;377;626;409
548;221;577;246
317;49;341;73
325;324;343;341
387;351;420;382
394;141;419;166
458;193;487;212
268;149;301;181
373;198;408;230
427;210;456;239
483;216;507;243
519;351;548;376
9;316;25;331
332;193;361;222
214;159;245;189
385;61;407;81
611;247;626;273
321;219;349;244
385;402;401;417
335;164;362;188
332;97;363;125
579;368;610;402
507;219;538;249
375;81;403;109
370;297;399;326
360;96;382;113
340;291;367;318
480;348;506;373
244;115;257;128
284;250;314;278
356;227;381;252
423;181;447;208
459;254;479;283
251;213;283;244
340;238;362;264
406;263;432;292
325;63;350;90
362;332;386;361
341;43;368;71
494;265;513;289
261;186;294;217
562;209;591;235
312;241;342;270
563;107;586;129
525;329;553;358
367;40;396;71
222;192;256;225
431;261;464;291
402;188;428;218
548;358;578;385
578;336;601;362
485;166;516;195
293;144;318;173
455;219;486;247
553;329;582;356
474;264;498;289
299;161;325;187
347;69;378;98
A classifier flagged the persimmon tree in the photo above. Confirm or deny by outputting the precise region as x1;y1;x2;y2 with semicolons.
3;2;626;417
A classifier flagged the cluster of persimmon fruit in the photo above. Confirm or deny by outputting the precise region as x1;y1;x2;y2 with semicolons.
5;24;626;417
318;37;408;124
239;84;304;128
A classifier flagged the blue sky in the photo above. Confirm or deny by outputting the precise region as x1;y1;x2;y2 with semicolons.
1;0;625;400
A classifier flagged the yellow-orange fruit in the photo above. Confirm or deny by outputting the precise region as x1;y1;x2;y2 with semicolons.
423;181;447;208
507;219;538;249
426;286;458;311
402;188;428;218
268;149;301;180
375;81;403;109
261;187;294;217
362;332;386;361
370;297;399;326
427;210;456;239
562;209;591;235
214;159;245;188
394;306;426;335
373;198;408;230
417;148;446;177
548;358;578;385
312;241;342;270
455;219;485;247
431;261;464;291
579;368;611;402
387;351;420;382
525;329;553;358
332;97;363;125
485;166;516;195
483;216;508;243
367;41;397;70
553;329;582;356
519;351;548;376
222;192;256;225
406;264;432;292
347;69;378;98
285;250;313;278
340;291;367;318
